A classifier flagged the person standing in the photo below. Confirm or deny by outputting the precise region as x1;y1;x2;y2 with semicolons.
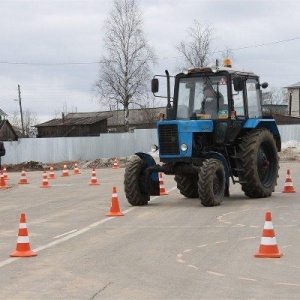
0;141;6;170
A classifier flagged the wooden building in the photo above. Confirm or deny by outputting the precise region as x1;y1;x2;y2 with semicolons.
35;112;113;137
0;109;19;141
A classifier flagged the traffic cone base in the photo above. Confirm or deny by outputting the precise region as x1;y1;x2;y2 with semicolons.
255;245;282;258
255;211;282;258
282;169;296;193
10;213;37;257
106;187;124;216
10;249;37;257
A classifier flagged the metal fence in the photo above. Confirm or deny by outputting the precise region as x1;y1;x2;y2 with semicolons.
2;129;158;164
2;125;300;164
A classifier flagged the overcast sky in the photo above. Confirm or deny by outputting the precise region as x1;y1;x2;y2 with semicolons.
0;0;299;123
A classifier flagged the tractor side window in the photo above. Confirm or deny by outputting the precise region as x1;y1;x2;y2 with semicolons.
177;81;190;119
246;79;262;118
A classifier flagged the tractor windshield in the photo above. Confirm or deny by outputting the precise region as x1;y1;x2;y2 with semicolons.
176;76;228;120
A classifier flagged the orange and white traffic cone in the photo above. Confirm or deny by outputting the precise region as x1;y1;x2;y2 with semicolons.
89;168;100;185
48;165;56;179
159;173;168;196
112;158;119;169
282;169;296;193
255;211;282;258
61;164;70;177
0;171;8;189
3;165;9;180
18;167;29;184
41;170;51;188
106;186;124;216
73;162;81;175
10;213;37;257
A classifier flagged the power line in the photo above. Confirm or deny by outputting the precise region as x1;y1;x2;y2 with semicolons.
212;36;300;54
0;36;299;66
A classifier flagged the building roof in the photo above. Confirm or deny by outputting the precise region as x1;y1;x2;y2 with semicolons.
35;112;113;127
284;82;300;89
105;107;166;126
35;107;167;128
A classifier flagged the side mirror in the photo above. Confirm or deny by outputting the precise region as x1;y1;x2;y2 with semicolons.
233;77;244;91
151;78;159;93
261;82;268;89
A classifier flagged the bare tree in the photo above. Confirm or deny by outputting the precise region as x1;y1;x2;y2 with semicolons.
95;0;157;131
9;109;39;137
176;20;215;69
263;86;286;105
53;101;77;119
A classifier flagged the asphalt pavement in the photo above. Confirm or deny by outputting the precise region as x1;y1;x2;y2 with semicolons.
0;162;300;299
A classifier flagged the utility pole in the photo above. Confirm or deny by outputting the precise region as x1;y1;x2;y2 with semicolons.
18;84;25;137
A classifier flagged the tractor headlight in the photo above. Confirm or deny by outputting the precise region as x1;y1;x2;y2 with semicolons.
151;144;159;152
180;143;188;152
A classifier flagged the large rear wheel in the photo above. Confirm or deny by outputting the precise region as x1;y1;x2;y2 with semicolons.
124;157;150;206
198;159;225;207
237;129;279;198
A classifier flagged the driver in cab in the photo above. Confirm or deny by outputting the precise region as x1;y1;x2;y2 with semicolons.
199;84;227;118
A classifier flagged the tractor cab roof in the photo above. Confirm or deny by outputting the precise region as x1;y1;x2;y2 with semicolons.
180;58;256;77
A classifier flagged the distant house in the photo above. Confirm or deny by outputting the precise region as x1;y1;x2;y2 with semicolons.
35;112;113;137
0;109;19;141
284;82;300;116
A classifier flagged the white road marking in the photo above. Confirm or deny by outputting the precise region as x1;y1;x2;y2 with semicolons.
53;229;78;239
188;265;198;270
275;282;300;287
237;277;257;282
0;187;176;269
207;271;226;277
197;244;208;248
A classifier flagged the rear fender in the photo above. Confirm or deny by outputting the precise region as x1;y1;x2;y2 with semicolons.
243;119;281;151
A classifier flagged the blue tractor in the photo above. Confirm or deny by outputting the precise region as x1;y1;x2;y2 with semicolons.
124;59;281;206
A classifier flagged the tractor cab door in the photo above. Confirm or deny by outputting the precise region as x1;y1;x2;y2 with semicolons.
213;76;249;145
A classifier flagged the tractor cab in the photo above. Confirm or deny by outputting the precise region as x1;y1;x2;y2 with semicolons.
152;58;268;122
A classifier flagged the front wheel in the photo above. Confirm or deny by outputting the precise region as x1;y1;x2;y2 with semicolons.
124;157;150;206
174;174;199;198
198;159;225;207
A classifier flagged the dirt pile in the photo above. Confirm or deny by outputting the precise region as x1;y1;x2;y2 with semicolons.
4;156;135;172
280;140;300;162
